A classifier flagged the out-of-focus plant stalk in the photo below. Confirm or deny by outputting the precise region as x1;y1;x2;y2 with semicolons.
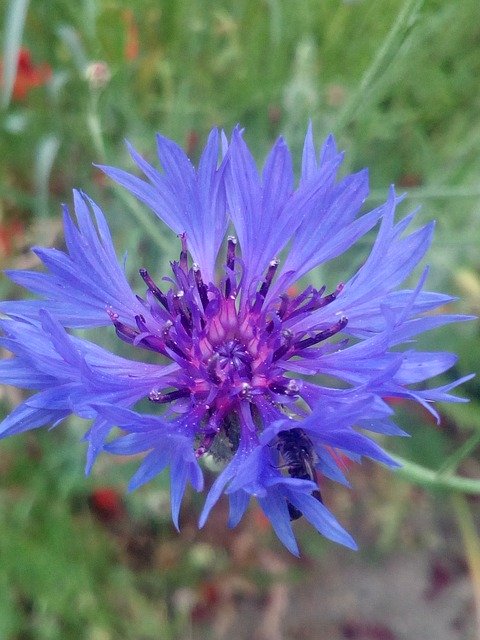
451;494;480;636
85;90;173;255
335;0;424;132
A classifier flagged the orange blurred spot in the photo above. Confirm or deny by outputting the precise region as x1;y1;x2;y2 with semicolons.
123;10;139;61
186;130;200;156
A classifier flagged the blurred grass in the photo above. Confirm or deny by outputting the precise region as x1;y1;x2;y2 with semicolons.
1;0;480;638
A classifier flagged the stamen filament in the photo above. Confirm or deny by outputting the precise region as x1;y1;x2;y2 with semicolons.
179;233;188;273
295;316;348;351
193;264;210;310
149;388;190;403
139;268;169;309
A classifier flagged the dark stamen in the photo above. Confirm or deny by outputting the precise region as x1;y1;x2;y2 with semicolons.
193;264;209;310
282;283;344;322
258;259;279;299
295;316;348;351
319;283;344;307
226;236;237;271
277;294;290;319
107;309;138;342
252;259;279;314
149;388;190;403
173;291;193;332
135;314;148;332
195;427;220;457
225;236;237;298
272;329;294;361
207;353;222;384
164;337;190;360
179;233;188;273
139;268;169;309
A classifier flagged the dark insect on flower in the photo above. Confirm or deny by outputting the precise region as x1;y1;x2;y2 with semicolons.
276;428;323;520
0;125;473;555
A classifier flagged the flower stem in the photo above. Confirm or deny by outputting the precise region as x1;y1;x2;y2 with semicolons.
393;454;480;495
437;430;480;476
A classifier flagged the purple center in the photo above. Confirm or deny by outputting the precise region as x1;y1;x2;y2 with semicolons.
107;235;347;457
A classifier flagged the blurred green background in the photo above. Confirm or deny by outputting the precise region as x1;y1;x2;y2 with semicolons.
1;0;479;638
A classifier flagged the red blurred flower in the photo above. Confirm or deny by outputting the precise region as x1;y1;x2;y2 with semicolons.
89;487;125;522
0;219;24;258
0;48;52;101
191;581;221;622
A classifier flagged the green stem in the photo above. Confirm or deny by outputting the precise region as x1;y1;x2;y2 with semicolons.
437;430;480;476
393;454;480;494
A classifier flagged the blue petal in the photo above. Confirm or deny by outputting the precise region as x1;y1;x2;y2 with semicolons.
104;432;159;455
83;418;112;474
0;391;70;437
127;449;170;491
199;460;237;528
278;169;371;284
227;490;250;528
100;130;227;283
286;491;357;550
258;491;299;556
2;192;145;328
0;358;54;388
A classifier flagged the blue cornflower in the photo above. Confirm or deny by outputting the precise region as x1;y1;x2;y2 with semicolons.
0;126;472;554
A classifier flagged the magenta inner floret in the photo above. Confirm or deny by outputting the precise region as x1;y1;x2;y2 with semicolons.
107;234;346;462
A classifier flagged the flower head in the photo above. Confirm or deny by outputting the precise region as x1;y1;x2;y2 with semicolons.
0;125;472;554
